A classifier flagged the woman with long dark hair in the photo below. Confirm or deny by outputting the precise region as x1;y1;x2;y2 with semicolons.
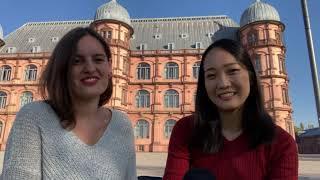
164;39;298;180
2;27;136;179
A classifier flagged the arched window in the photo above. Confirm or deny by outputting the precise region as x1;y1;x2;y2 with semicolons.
278;55;286;74
134;119;149;139
121;88;127;105
192;61;200;79
123;57;129;75
282;87;289;104
0;65;12;81
136;90;150;108
254;54;262;72
0;121;3;138
20;91;33;107
0;91;7;109
164;119;176;138
247;32;257;46
165;62;179;79
137;63;150;80
164;90;179;108
24;64;37;81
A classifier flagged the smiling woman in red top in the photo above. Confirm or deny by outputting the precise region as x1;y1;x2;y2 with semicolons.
163;39;298;180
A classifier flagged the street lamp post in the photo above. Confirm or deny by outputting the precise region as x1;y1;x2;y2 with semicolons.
301;0;320;127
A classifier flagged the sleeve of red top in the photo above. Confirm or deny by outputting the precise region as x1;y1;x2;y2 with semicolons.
163;116;193;180
268;126;298;180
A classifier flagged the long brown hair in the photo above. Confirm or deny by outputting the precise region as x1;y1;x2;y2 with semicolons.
39;27;113;130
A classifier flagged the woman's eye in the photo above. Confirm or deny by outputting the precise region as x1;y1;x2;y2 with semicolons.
206;74;216;79
72;58;82;64
95;58;106;62
228;69;240;74
95;57;107;63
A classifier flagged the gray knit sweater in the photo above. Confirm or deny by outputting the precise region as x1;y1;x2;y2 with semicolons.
2;101;137;180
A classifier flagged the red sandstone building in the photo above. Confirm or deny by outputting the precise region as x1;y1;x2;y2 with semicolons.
0;0;294;151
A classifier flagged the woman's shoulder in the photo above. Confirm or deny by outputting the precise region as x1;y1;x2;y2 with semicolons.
171;115;195;138
268;125;297;155
17;101;54;118
19;100;52;112
175;115;194;129
109;108;133;129
13;101;57;128
273;125;296;144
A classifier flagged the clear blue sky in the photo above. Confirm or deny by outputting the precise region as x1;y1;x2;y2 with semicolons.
0;0;319;127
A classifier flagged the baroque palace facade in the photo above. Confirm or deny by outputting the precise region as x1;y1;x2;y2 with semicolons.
0;0;294;151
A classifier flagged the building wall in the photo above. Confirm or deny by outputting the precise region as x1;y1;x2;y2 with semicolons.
298;136;320;154
0;20;295;152
0;56;48;150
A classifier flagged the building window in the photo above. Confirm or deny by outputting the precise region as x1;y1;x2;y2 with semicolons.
137;145;144;152
20;91;33;107
154;34;161;39
102;30;112;39
0;91;7;109
31;46;41;53
137;63;150;80
123;58;129;75
164;89;179;108
167;43;175;50
193;61;200;79
275;31;282;42
0;65;12;81
7;47;16;53
278;55;286;74
254;55;262;73
247;32;257;46
28;38;35;43
165;62;179;79
180;33;188;39
140;43;147;51
282;88;289;104
136;90;150;108
164;119;176;138
51;37;59;42
106;31;112;39
195;42;202;49
0;121;3;138
121;88;127;105
134;119;149;139
24;64;37;81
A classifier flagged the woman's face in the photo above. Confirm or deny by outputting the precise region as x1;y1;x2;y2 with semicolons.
70;35;111;103
203;47;250;112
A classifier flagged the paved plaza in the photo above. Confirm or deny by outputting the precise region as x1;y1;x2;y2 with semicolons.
0;152;319;179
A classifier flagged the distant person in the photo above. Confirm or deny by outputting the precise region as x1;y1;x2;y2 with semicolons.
163;39;298;180
2;27;136;179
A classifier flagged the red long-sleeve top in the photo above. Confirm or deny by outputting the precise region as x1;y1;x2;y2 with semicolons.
163;116;298;180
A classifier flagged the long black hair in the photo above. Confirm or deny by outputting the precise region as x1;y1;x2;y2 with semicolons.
191;39;275;153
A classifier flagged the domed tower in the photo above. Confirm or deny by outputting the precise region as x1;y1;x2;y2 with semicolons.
91;0;133;111
0;24;4;47
240;0;294;137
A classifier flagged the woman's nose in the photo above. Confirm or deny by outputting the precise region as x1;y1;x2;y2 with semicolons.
83;59;96;73
216;74;231;89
